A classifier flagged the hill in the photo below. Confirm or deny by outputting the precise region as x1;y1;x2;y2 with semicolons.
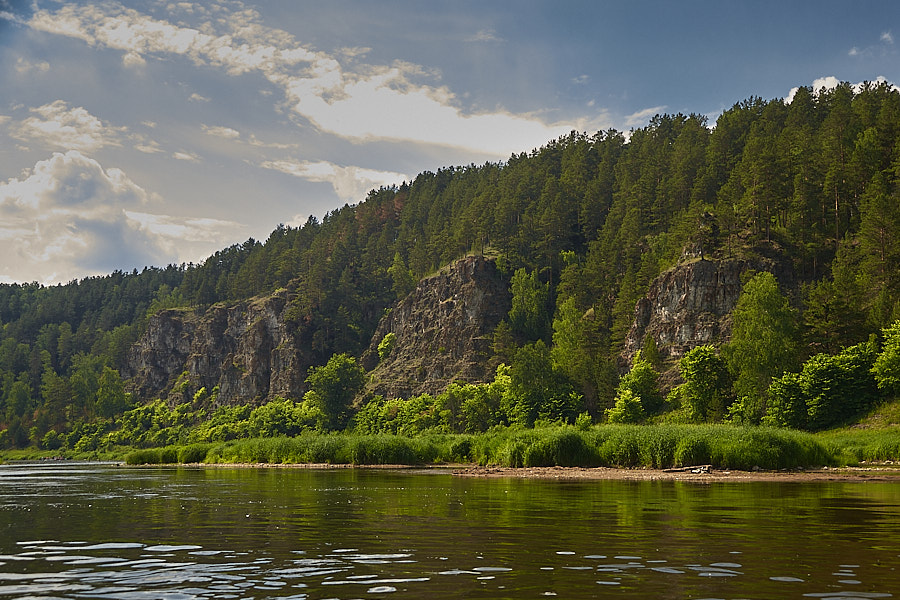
1;81;899;449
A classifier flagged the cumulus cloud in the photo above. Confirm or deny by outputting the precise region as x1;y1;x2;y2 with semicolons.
9;100;125;152
26;2;574;157
0;151;243;283
0;151;166;283
173;150;201;162
261;158;407;203
881;31;894;45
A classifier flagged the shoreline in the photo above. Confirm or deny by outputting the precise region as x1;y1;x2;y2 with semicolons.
178;461;900;482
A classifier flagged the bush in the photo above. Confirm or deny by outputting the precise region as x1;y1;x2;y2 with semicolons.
177;443;212;464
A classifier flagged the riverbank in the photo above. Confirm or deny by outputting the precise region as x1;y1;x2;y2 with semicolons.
171;460;900;482
453;464;900;482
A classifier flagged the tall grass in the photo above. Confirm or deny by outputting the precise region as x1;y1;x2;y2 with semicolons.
815;428;900;464
124;424;851;470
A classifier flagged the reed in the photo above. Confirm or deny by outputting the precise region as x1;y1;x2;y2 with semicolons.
122;423;853;470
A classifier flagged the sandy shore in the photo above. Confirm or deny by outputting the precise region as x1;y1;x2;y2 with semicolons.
187;461;900;482
451;464;900;482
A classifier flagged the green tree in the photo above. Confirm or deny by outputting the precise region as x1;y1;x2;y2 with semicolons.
388;252;416;300
605;389;645;424
679;345;733;422
724;272;799;423
96;367;130;418
506;340;578;426
508;268;550;341
872;319;900;397
764;372;807;429
803;340;879;430
616;351;663;414
303;353;365;431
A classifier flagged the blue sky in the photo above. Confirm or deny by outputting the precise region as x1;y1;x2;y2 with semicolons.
0;0;897;284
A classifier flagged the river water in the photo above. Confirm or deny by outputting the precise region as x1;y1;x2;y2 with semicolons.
0;463;897;599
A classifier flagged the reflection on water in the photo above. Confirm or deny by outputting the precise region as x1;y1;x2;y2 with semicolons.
0;463;898;599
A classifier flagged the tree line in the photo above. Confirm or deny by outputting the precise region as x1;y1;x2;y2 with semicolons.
2;81;900;449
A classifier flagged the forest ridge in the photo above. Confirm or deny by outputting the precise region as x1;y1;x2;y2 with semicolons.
1;81;899;450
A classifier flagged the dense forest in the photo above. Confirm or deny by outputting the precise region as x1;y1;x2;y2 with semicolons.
2;81;900;451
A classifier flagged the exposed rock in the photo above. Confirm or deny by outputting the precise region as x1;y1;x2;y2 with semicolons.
622;254;796;372
124;255;511;407
362;255;510;399
622;258;742;368
123;288;310;406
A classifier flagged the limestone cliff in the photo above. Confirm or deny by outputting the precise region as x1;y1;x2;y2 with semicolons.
622;258;743;366
124;255;511;406
123;288;311;406
622;254;796;370
361;255;510;399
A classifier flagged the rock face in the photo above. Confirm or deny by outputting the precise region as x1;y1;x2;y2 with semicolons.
622;259;745;366
361;255;511;399
123;289;310;406
124;255;511;406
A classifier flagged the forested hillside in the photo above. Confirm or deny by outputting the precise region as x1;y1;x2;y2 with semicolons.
2;81;900;450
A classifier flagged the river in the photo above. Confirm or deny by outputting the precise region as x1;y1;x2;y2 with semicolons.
0;462;898;599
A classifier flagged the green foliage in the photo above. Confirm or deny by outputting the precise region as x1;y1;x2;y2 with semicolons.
605;389;645;424
508;268;550;341
765;339;881;430
802;341;880;430
678;345;733;422
763;372;808;429
507;340;580;426
724;272;799;423
872;319;900;396
377;332;396;361
304;354;365;431
616;351;663;414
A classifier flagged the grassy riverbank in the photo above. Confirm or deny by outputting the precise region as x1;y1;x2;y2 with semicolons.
113;423;900;470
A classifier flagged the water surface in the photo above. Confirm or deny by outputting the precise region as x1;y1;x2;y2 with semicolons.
1;463;898;598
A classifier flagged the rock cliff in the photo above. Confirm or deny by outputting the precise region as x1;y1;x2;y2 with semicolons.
622;258;743;366
123;288;311;406
124;255;511;406
622;254;796;370
361;255;511;399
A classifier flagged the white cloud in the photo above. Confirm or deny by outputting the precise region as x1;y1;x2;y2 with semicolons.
785;76;900;103
14;57;50;75
261;158;407;203
465;28;503;43
849;46;860;56
0;151;244;283
202;124;241;139
189;92;211;102
173;150;201;162
881;31;894;44
26;2;575;157
0;151;166;283
125;211;245;265
135;140;164;153
624;106;666;128
10;100;124;152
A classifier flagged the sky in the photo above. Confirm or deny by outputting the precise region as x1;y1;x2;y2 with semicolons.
0;1;898;285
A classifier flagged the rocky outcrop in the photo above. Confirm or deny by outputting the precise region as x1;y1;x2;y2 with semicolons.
124;255;511;407
362;255;511;399
622;259;744;366
123;288;310;406
622;254;796;369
